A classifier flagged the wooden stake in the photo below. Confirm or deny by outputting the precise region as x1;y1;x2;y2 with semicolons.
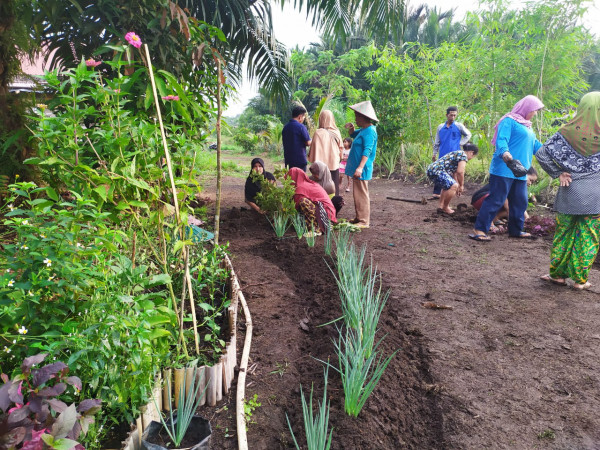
214;59;223;245
197;366;207;407
207;365;217;406
236;288;253;450
185;366;195;397
215;361;223;402
174;368;185;409
162;368;172;411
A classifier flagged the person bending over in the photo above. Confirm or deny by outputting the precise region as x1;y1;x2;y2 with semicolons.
471;167;538;230
244;158;275;214
287;167;338;235
426;143;479;214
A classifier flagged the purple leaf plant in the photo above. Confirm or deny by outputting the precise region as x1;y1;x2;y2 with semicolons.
0;353;101;449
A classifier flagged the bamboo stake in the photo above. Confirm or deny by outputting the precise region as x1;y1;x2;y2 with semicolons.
185;366;195;397
207;365;217;406
215;361;223;402
142;43;188;357
162;368;172;411
221;355;229;395
214;59;223;245
173;368;185;409
197;366;207;406
184;248;200;355
136;416;143;445
236;288;253;450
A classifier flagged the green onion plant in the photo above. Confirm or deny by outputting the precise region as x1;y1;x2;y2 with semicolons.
153;367;207;446
333;327;397;417
268;211;290;238
305;230;317;247
291;212;306;239
286;366;333;450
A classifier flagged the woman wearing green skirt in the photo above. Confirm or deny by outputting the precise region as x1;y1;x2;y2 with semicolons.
536;92;600;290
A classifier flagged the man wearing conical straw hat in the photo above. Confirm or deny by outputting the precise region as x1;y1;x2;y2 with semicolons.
344;100;378;228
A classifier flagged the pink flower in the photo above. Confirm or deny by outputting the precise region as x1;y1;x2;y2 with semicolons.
85;58;101;68
162;95;180;101
125;32;142;48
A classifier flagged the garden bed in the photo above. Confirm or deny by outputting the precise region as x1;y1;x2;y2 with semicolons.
200;169;600;448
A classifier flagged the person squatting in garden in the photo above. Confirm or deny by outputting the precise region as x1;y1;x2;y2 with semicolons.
432;106;472;197
470;95;545;242
282;105;311;171
287;167;339;236
309;161;335;195
340;137;353;193
344;101;379;229
536;91;600;290
244;158;276;214
308;109;344;196
426;143;479;214
471;166;538;232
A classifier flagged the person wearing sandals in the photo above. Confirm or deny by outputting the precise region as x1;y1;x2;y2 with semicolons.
536;92;600;290
426;143;479;214
470;95;545;242
344;101;379;229
288;167;338;235
308;110;343;196
471;167;538;231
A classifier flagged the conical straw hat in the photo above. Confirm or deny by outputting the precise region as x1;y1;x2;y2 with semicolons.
349;100;378;122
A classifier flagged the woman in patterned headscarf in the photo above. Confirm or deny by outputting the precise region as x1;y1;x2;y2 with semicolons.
537;92;600;290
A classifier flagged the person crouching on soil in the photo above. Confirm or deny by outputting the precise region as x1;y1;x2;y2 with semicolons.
288;167;339;236
244;157;275;214
426;143;479;214
471;167;538;232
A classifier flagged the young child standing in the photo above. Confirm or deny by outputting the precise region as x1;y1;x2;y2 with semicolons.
340;137;353;193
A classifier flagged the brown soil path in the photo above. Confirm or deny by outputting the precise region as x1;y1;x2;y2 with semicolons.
200;151;600;449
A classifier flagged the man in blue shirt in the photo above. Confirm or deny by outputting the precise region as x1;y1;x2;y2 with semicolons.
282;106;311;171
432;106;472;197
344;101;378;229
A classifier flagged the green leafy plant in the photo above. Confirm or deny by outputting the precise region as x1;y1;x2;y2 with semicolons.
153;367;207;447
286;366;333;450
243;394;261;427
0;353;101;449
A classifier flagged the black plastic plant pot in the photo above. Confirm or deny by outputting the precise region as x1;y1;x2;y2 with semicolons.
141;415;211;450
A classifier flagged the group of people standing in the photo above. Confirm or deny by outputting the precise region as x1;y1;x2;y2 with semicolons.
245;92;600;290
426;93;600;290
280;101;379;230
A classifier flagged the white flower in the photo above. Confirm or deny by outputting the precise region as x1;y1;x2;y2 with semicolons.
8;204;14;211
40;234;46;239
8;279;14;288
76;242;83;248
22;220;29;226
5;269;10;273
12;339;16;344
28;290;34;296
43;258;52;267
21;245;28;250
4;346;11;354
48;275;55;281
17;325;27;335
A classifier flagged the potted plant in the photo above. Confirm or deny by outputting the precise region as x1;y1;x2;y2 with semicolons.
0;353;101;449
141;368;211;450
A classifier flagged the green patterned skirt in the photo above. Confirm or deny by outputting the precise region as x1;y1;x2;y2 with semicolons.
550;214;600;284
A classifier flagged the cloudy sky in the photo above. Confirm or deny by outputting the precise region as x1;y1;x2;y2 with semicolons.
224;0;600;116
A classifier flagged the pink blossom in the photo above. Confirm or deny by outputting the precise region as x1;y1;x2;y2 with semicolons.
125;32;142;48
85;58;101;68
162;95;180;101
